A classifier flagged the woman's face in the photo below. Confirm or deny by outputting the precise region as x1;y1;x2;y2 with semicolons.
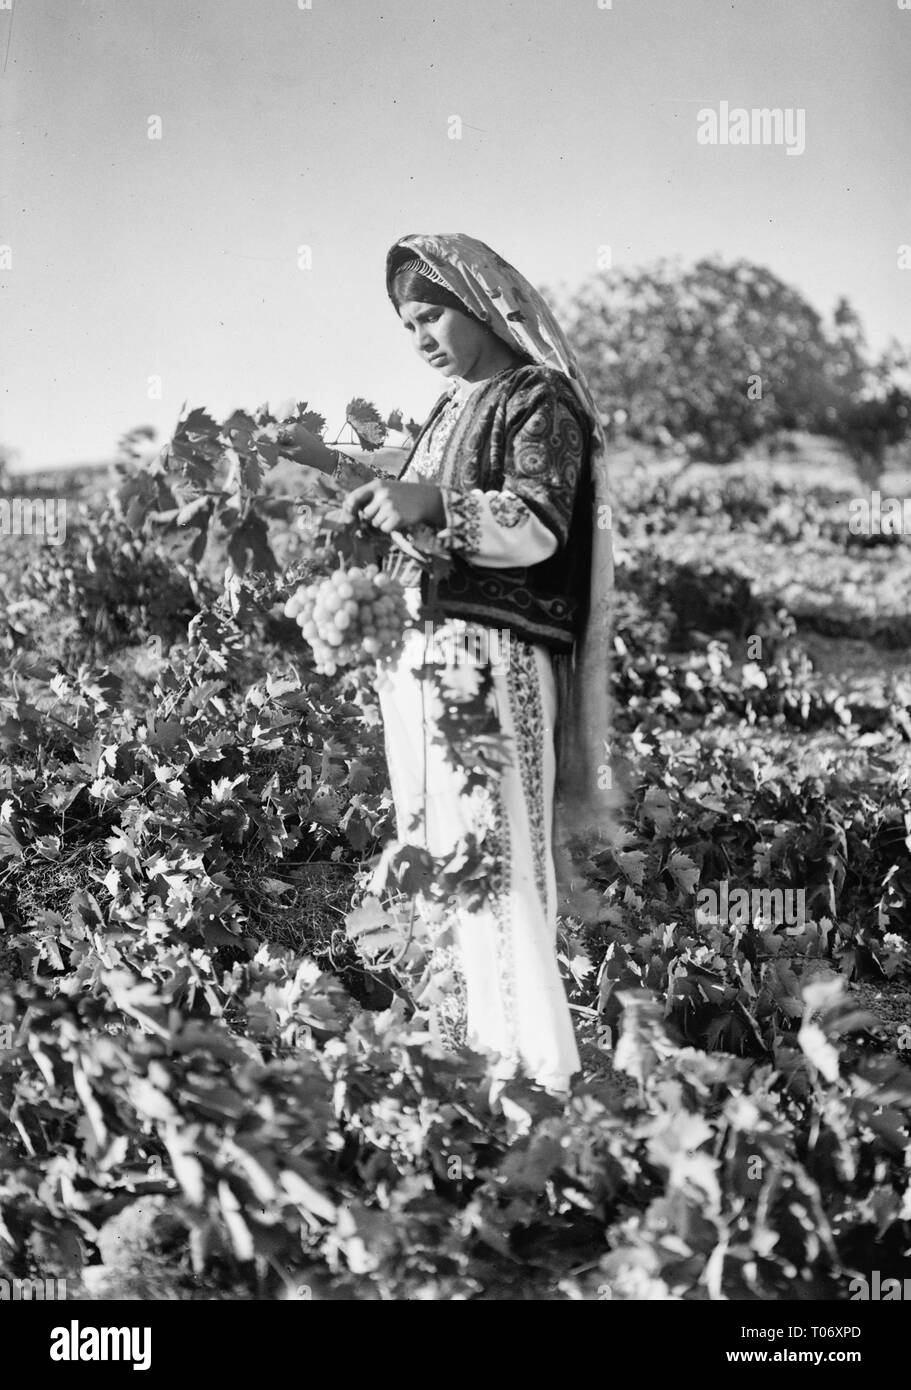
397;299;495;380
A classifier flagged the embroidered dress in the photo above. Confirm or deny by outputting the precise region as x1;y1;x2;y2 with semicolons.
324;231;615;1094
334;372;582;1092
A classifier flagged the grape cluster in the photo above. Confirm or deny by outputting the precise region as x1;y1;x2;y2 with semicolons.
284;564;409;675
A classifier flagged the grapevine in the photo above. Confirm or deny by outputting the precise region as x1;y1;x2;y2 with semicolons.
1;391;910;1303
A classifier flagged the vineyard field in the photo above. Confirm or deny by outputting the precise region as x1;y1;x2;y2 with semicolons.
0;422;910;1302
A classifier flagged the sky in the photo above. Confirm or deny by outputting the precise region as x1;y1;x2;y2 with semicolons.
1;0;909;470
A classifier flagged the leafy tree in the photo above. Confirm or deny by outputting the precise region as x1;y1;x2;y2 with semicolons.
554;259;910;478
828;330;911;490
555;258;837;463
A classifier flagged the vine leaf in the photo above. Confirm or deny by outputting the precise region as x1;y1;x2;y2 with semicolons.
345;397;387;451
296;404;327;439
666;851;700;896
226;511;277;576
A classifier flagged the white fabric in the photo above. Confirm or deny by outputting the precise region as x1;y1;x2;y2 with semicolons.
376;590;581;1094
438;486;559;568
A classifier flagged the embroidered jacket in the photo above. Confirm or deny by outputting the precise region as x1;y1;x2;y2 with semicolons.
332;362;593;652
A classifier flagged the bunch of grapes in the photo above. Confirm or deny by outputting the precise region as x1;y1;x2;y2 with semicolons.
284;563;410;675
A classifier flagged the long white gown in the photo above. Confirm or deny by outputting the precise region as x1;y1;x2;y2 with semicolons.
373;376;582;1093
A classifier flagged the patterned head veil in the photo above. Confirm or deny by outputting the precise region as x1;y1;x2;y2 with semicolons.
386;233;617;849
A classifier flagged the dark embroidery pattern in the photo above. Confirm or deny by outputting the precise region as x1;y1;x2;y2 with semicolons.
506;641;549;911
441;489;484;555
488;490;532;528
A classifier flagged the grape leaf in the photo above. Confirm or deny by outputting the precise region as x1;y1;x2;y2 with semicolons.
226;511;278;576
295;406;327;438
345;397;387;451
666;851;700;895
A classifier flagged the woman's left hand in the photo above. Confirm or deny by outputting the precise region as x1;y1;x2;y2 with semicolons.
343;479;445;532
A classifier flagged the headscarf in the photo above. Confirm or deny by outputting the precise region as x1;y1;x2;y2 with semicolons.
385;233;617;852
390;257;485;321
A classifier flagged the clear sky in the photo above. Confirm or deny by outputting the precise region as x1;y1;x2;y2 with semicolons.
1;0;909;469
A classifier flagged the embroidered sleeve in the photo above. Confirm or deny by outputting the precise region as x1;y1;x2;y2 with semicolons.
436;376;586;567
502;379;588;548
438;486;558;568
439;489;484;554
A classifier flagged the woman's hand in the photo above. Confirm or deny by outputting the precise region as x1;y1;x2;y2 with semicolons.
344;479;445;532
279;423;337;474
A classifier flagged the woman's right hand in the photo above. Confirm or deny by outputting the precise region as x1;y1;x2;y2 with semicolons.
279;423;337;475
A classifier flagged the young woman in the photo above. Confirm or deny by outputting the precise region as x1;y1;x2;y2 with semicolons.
288;233;613;1095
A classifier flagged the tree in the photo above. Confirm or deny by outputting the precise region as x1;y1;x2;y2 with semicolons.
552;258;910;478
554;258;837;463
827;330;911;490
836;384;911;492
